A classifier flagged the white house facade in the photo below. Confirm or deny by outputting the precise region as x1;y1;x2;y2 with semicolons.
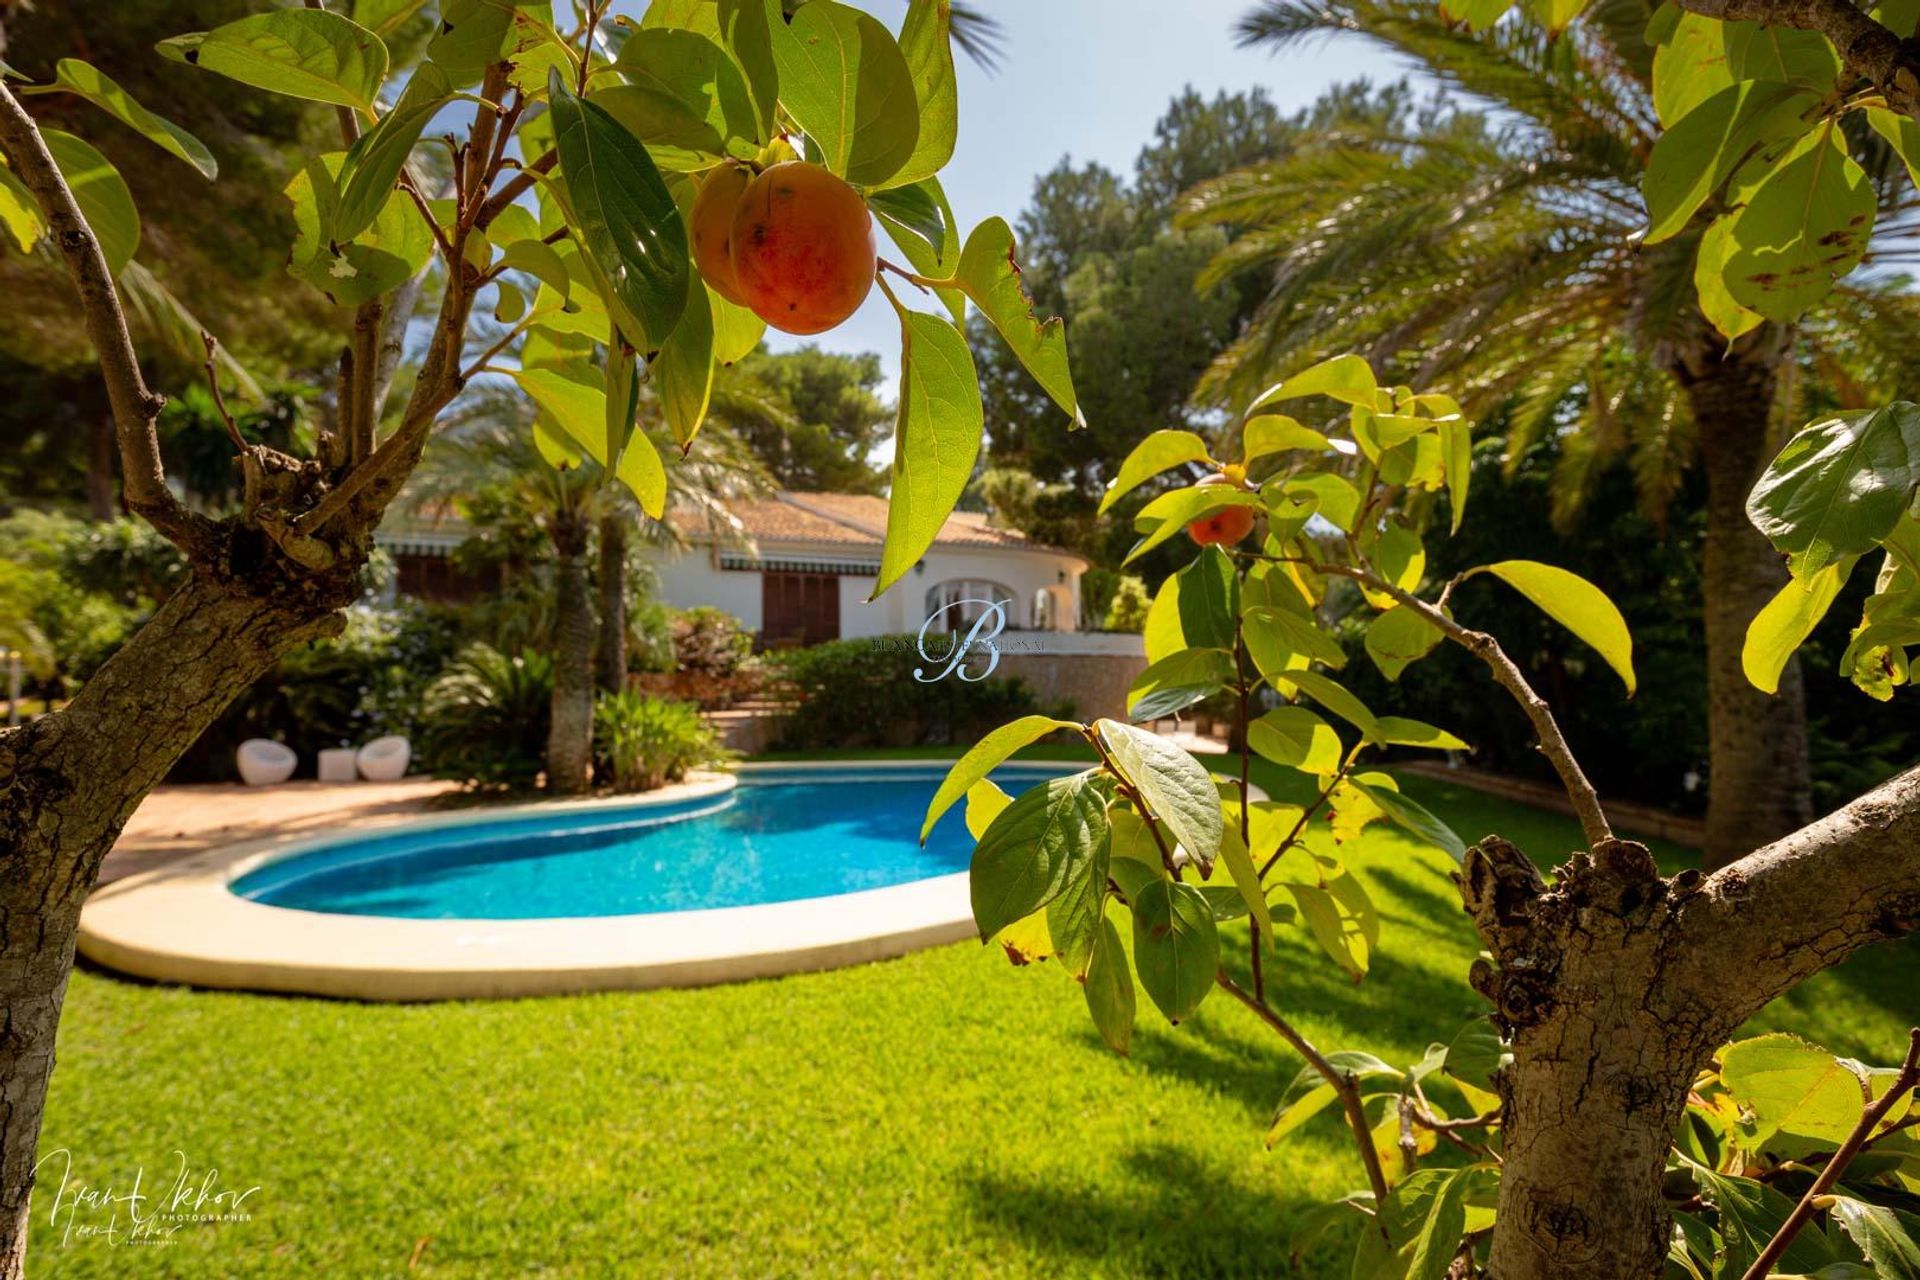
657;492;1088;646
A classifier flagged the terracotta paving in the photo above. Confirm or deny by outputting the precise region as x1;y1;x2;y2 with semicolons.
102;779;463;886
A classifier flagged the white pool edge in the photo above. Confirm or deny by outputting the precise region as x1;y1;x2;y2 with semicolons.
77;762;1074;1002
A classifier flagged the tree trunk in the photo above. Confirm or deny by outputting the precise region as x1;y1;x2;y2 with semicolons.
84;414;114;520
1673;340;1813;869
546;513;596;795
594;514;627;696
0;564;351;1274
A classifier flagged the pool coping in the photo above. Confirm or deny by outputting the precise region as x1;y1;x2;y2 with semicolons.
76;761;1074;1002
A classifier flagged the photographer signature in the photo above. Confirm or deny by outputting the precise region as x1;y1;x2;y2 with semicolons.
34;1148;260;1248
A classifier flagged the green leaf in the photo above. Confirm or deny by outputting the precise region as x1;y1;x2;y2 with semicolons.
1047;819;1109;977
1867;105;1920;191
951;217;1082;426
1376;716;1470;751
1725;128;1874;323
1127;649;1234;721
42;131;137;275
1144;572;1185;664
1272;670;1381;743
1467;560;1637;694
718;0;778;141
1176;545;1239;651
1285;472;1361;530
1830;1198;1920;1278
1405;1166;1473;1280
0;164;40;252
1247;353;1377;411
922;714;1078;841
428;0;553;88
1131;880;1218;1023
1096;719;1224;869
1351;777;1466;861
1694;1164;1840;1277
1744;557;1857;694
1696;212;1765;340
888;0;958;189
871;177;965;324
606;28;758;171
1443;1020;1509;1091
1440;418;1471;533
708;287;765;365
1274;854;1378;979
968;770;1109;941
498;237;573;300
353;0;432;39
1724;22;1843;90
656;279;715;447
871;303;983;599
1244;606;1346;679
1748;406;1920;577
1217;817;1275;940
1653;11;1736;128
605;335;639;471
768;0;920;187
1719;1033;1867;1158
1083;917;1135;1055
284;151;431;306
1365;607;1444;681
1242;414;1331;463
547;71;690;352
1643;80;1818;244
333;60;451;246
1266;1081;1339;1147
45;59;217;179
159;8;389;113
1248;706;1343;775
964;778;1010;840
1099;428;1212;514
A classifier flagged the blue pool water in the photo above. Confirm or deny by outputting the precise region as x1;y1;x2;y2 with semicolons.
231;767;1065;920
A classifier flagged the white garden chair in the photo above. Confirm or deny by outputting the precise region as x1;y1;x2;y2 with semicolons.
236;739;296;786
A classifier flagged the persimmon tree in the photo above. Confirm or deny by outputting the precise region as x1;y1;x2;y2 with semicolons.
0;1;1077;1273
933;0;1920;1267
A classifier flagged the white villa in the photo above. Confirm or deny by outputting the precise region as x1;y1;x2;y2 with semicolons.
656;491;1086;646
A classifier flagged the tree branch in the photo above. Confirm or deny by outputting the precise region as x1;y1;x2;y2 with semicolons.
0;82;209;551
1260;555;1613;848
1673;0;1920;120
1669;764;1920;1030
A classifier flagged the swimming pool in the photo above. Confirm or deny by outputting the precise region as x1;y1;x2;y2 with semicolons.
77;763;1081;1000
232;766;1044;920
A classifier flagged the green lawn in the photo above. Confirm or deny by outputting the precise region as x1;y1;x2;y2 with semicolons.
33;751;1916;1278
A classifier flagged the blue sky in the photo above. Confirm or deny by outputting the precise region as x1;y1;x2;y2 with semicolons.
626;0;1401;383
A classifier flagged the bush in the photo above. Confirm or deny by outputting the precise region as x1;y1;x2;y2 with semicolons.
592;692;725;792
673;606;752;677
418;644;554;790
1101;575;1151;632
771;635;1073;750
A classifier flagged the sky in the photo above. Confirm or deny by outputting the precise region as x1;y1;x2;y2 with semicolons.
620;0;1402;384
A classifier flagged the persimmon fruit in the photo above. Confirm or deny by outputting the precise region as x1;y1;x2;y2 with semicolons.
728;161;876;335
689;162;753;305
1186;505;1256;547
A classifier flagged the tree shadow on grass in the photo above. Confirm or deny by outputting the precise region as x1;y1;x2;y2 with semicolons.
964;1141;1349;1278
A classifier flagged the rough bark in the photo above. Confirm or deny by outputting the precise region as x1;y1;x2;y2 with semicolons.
0;557;357;1275
547;512;596;795
1470;765;1920;1278
1673;340;1813;869
594;514;628;696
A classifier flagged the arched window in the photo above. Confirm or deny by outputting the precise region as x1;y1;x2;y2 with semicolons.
925;579;1016;630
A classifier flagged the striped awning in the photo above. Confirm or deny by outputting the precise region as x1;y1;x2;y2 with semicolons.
718;553;879;576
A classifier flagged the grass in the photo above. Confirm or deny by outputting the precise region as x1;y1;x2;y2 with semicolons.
33;749;1917;1278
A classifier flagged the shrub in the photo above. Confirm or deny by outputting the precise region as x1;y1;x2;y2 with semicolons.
672;606;753;677
419;644;554;790
593;692;725;792
1101;575;1151;633
771;636;1073;750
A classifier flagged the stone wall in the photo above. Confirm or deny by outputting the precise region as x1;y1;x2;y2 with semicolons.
997;650;1146;724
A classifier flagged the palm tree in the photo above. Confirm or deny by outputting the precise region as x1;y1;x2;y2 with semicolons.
403;384;771;794
1187;0;1920;865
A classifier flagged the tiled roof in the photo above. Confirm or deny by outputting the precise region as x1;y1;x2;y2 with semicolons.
669;492;1081;559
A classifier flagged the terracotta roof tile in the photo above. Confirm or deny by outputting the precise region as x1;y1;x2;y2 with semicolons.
669;492;1083;560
